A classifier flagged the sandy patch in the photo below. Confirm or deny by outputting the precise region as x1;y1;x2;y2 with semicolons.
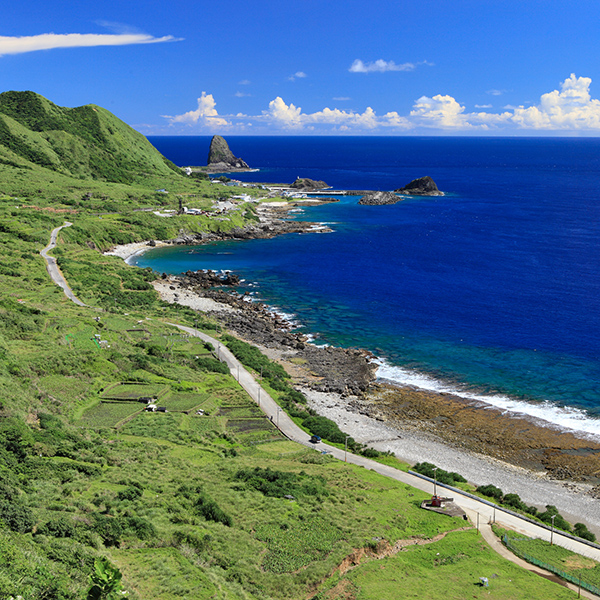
152;280;238;314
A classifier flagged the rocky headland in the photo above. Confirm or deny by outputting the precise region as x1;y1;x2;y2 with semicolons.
395;176;443;196
206;135;251;173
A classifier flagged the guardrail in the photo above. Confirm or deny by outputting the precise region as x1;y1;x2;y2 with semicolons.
503;535;600;596
408;470;600;553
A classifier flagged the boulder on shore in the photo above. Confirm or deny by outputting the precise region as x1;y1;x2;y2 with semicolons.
395;176;443;196
290;177;329;190
358;191;401;205
207;135;250;170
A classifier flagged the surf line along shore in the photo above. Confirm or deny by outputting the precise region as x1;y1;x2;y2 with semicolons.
107;216;600;536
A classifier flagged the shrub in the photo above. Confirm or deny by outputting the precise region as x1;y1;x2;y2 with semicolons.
476;484;504;501
413;462;466;486
0;499;34;533
539;505;572;532
503;493;525;511
302;415;351;445
574;522;596;542
195;356;229;374
38;516;76;538
195;494;232;527
117;486;143;501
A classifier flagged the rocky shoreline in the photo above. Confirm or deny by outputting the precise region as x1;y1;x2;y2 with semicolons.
107;199;600;533
151;271;600;533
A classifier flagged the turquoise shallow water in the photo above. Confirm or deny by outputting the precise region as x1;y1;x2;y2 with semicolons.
139;136;600;436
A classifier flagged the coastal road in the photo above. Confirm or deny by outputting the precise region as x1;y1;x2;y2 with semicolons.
40;222;87;307
173;323;600;578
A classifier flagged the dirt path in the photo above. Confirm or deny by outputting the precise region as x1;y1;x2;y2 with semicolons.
40;222;87;307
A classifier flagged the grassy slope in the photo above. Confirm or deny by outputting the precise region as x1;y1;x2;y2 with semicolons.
0;91;178;183
0;99;584;599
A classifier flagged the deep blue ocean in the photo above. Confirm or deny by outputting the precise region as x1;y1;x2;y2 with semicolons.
141;136;600;436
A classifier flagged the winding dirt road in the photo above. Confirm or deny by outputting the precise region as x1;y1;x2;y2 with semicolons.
40;222;86;307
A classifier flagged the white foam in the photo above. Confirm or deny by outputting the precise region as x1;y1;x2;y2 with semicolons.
375;358;600;440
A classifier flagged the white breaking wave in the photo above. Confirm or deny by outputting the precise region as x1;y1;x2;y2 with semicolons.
375;358;600;440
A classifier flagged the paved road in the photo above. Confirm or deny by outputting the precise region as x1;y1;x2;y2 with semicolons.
40;222;87;307
175;322;600;575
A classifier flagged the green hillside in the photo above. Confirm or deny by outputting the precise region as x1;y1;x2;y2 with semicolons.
0;91;179;184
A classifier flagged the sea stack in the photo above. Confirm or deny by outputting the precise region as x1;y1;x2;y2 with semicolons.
207;135;250;171
395;176;443;196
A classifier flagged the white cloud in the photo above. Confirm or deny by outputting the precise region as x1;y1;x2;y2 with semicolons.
163;92;230;129
511;74;600;129
238;79;251;85
487;89;508;96
349;59;416;73
0;32;180;56
288;71;307;81
410;94;470;128
235;91;251;98
333;97;351;101
382;112;412;129
160;75;600;135
265;97;303;129
475;104;493;108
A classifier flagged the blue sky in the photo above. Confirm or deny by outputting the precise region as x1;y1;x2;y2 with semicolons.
3;0;600;135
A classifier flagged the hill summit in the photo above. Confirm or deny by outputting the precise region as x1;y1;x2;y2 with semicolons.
0;91;179;184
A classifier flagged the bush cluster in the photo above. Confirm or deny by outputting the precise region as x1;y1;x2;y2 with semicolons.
235;466;328;499
412;462;467;486
477;484;596;541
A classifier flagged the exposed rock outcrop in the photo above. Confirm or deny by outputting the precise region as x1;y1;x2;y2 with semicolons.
395;176;443;196
358;191;401;205
290;177;329;190
207;135;250;171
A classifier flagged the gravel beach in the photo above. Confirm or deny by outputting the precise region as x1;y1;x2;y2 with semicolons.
302;387;600;534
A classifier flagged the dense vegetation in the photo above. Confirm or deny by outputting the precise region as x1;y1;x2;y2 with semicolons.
0;91;180;183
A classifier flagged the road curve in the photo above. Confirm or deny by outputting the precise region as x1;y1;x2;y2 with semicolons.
40;222;86;307
172;323;600;577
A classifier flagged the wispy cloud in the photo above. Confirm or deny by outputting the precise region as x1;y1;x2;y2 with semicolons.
238;79;251;85
349;59;420;73
0;32;181;56
486;88;508;96
288;71;307;81
333;97;351;101
475;104;493;108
